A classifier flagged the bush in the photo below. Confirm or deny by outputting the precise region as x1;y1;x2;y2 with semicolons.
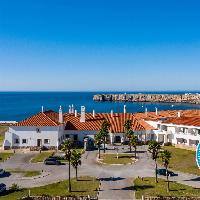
9;183;20;191
164;142;172;146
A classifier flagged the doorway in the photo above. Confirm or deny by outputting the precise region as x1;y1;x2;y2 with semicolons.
37;139;42;147
115;136;121;143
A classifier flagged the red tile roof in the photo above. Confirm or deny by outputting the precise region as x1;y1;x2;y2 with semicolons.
14;110;59;126
162;117;200;127
133;110;200;121
64;113;155;132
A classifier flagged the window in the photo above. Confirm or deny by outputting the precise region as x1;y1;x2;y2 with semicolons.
44;139;50;144
65;134;69;139
36;128;40;133
15;139;19;144
22;139;27;144
73;134;78;141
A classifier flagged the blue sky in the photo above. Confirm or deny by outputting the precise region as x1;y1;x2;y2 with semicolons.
0;0;200;91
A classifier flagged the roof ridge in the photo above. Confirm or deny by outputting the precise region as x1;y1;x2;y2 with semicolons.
42;112;59;126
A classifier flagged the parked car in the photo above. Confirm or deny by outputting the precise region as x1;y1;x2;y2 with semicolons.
0;183;6;193
0;169;5;176
157;168;178;177
44;158;61;165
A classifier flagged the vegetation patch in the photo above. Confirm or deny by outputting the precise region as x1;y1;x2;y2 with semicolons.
30;152;54;163
158;146;200;175
100;153;135;165
0;126;8;146
134;177;200;198
0;152;14;162
0;176;99;200
7;168;41;177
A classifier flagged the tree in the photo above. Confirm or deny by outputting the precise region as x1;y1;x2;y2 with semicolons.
71;150;82;181
161;150;171;192
148;140;161;183
124;119;132;131
99;120;110;153
129;135;138;158
95;133;102;159
61;139;73;192
124;119;134;152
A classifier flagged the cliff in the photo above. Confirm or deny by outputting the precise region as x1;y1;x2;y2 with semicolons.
93;93;200;104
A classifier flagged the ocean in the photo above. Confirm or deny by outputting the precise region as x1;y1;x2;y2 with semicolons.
0;91;200;121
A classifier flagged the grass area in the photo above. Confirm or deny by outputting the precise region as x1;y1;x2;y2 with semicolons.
0;152;14;162
134;177;200;198
100;153;134;164
7;168;41;177
158;146;200;175
0;176;99;200
30;152;54;163
0;126;8;146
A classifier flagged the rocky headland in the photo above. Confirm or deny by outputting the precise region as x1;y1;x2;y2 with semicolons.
93;93;200;104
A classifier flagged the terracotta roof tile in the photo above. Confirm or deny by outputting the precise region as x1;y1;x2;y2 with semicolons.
14;110;59;127
163;117;200;127
64;113;155;132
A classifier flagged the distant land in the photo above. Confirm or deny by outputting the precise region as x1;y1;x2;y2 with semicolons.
93;93;200;105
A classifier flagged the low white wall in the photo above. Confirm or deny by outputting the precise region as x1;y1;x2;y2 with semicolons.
4;126;60;148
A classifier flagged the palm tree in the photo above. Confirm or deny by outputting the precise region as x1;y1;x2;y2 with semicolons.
161;150;171;192
148;140;161;183
99;120;110;153
129;135;138;158
95;133;102;159
124;119;132;131
71;150;82;181
124;119;134;152
61;139;73;192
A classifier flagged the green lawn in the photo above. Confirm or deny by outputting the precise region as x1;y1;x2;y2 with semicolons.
7;169;41;177
0;126;8;146
0;152;14;162
0;176;99;200
134;177;200;198
158;146;200;175
100;153;134;164
30;152;54;163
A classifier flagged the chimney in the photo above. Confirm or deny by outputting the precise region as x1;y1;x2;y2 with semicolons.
80;106;86;123
59;105;63;123
177;112;181;118
41;106;44;113
75;110;77;117
92;109;95;118
145;108;148;116
155;107;158;115
69;105;72;114
111;109;114;117
124;105;127;114
71;104;74;113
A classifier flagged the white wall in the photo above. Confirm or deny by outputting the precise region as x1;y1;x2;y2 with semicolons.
4;126;60;148
64;130;98;142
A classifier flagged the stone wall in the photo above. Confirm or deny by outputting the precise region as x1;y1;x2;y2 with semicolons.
143;197;200;200
21;196;97;200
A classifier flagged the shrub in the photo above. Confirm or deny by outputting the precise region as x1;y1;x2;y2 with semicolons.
164;142;172;146
9;183;20;191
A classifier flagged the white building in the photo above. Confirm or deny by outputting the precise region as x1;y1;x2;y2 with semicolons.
3;106;155;150
134;109;200;148
4;106;199;150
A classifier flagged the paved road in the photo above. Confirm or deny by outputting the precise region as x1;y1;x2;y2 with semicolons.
0;146;200;199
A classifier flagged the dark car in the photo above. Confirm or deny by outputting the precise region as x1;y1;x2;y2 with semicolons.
0;183;6;193
44;158;61;165
157;169;178;177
